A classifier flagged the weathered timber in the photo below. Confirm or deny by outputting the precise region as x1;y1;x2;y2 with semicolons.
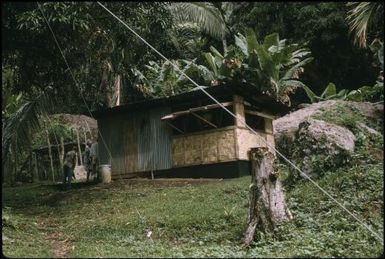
32;152;39;182
76;128;83;165
46;130;55;183
59;137;65;177
242;147;292;247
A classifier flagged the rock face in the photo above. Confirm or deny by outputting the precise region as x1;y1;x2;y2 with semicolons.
273;100;383;178
298;119;356;153
273;100;383;145
293;119;356;177
274;100;339;144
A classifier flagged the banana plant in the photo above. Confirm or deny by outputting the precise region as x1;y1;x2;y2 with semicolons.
201;28;313;105
303;83;349;103
133;58;215;98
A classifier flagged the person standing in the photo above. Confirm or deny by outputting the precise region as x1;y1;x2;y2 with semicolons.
84;140;92;182
63;145;77;190
89;138;99;182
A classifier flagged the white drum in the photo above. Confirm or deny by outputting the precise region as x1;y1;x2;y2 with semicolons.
98;164;111;183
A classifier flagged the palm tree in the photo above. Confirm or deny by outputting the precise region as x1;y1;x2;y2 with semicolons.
2;88;54;184
346;2;383;48
169;2;235;55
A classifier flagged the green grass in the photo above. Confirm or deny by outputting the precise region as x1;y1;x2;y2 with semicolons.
2;160;384;257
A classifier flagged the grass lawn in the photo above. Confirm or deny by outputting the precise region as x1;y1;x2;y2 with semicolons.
2;161;384;258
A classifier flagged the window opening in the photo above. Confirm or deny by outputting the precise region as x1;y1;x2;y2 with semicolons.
161;102;234;135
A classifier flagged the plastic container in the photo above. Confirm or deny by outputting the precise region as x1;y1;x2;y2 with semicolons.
98;164;111;183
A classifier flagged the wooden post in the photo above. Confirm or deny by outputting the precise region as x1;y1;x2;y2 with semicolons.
32;152;39;183
233;95;245;127
242;147;292;247
85;120;92;140
114;74;121;106
83;128;87;145
58;137;65;179
76;128;83;165
46;130;55;183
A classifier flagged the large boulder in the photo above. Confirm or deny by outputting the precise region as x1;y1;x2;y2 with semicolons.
273;100;383;178
292;119;356;178
274;100;383;145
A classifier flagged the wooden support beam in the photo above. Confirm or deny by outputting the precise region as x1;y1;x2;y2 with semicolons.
191;111;217;128
161;102;232;120
165;122;184;134
233;95;245;127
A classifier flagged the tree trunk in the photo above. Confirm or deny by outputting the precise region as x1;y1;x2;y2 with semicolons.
222;37;228;56
242;147;292;247
46;130;55;183
112;74;121;106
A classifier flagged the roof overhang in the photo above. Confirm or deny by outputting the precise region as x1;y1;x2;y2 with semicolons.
91;84;290;119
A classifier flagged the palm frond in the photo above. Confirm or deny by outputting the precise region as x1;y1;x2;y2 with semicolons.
171;2;226;40
346;2;381;48
282;57;313;80
2;90;53;165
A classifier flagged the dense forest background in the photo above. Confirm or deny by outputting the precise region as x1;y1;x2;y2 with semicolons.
3;2;383;115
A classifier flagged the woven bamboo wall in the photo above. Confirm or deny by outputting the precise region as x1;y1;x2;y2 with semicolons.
172;127;236;167
235;128;275;160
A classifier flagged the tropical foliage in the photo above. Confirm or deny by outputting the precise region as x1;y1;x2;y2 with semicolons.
303;82;384;104
230;2;383;97
2;2;384;185
132;59;214;98
134;29;313;105
346;2;384;48
201;29;313;105
170;2;235;55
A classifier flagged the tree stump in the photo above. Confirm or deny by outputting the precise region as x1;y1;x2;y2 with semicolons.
242;147;292;247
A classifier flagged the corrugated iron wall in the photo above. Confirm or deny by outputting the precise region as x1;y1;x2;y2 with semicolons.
137;107;172;172
98;107;172;176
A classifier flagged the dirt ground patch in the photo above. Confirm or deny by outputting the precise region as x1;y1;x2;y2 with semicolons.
36;216;74;258
110;177;224;189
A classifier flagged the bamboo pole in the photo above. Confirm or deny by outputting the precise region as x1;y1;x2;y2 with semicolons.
46;130;55;183
83;127;87;144
76;128;83;165
85;120;92;140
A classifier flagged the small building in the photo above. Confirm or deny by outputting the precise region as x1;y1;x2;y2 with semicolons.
92;84;289;179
